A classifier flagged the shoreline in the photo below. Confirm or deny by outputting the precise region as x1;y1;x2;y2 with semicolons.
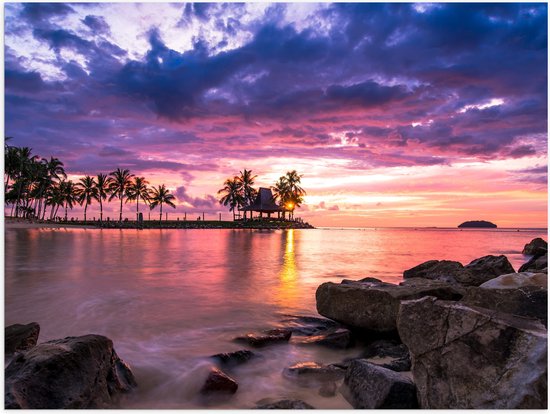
3;218;315;230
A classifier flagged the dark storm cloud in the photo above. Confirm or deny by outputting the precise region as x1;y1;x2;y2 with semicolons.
20;3;75;23
5;69;45;92
82;15;111;35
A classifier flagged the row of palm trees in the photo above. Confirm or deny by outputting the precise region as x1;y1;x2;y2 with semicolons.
5;140;176;222
217;169;306;220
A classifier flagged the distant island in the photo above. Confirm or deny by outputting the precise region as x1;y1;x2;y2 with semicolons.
458;220;497;228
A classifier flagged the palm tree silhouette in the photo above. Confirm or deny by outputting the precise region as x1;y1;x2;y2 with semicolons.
218;178;245;220
149;184;176;222
272;177;290;220
237;169;258;207
127;176;150;221
273;171;306;220
76;175;97;222
59;180;78;221
108;168;134;222
94;173;111;222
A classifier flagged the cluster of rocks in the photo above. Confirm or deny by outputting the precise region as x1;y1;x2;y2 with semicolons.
315;237;548;409
5;324;137;409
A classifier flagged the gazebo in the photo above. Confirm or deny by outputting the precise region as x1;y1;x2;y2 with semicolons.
239;187;285;219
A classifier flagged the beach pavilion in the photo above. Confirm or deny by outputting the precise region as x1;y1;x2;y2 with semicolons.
239;187;286;220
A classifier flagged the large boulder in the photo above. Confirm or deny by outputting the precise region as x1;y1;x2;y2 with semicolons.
522;238;548;255
463;255;515;285
402;255;515;286
5;322;40;356
397;297;547;409
341;359;418;408
5;335;136;409
519;253;548;273
479;272;547;289
316;279;463;332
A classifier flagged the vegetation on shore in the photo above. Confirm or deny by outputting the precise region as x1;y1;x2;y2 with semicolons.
4;138;176;222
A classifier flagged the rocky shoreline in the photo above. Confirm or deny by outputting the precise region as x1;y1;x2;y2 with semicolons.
5;237;547;409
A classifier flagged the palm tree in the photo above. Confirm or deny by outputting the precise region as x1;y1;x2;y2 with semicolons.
59;180;78;221
149;184;176;222
284;170;306;220
272;177;290;220
237;169;258;207
127;176;150;221
108;168;134;222
94;173;111;222
218;177;245;220
75;175;97;222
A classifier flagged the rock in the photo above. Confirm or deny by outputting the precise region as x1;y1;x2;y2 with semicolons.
342;359;418;408
5;322;40;356
463;255;515;285
379;355;412;372
294;327;354;349
462;285;547;326
403;255;516;286
316;279;463;332
5;334;136;409
281;314;338;336
403;260;466;283
519;253;548;273
256;399;314;409
200;367;238;395
397;297;547;408
522;238;548;255
210;350;255;367
283;361;346;385
479;272;547;289
362;339;409;359
234;328;292;348
319;382;338;397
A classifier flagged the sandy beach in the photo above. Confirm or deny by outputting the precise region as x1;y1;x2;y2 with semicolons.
4;219;96;230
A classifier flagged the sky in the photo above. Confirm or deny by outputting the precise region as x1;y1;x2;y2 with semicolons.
4;2;548;228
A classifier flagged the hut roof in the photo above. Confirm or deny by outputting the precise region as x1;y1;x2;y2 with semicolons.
240;187;283;213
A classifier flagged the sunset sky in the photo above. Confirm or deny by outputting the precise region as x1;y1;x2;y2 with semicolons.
4;2;548;228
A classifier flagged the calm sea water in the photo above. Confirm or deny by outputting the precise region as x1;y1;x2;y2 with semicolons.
5;227;547;408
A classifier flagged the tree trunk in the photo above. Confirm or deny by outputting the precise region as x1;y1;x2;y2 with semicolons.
64;202;68;221
136;195;140;221
159;203;163;222
84;202;88;222
99;199;103;222
119;195;123;222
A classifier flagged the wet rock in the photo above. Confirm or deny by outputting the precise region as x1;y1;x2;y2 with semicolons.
294;327;354;349
522;238;548;255
403;255;516;286
283;361;346;385
379;355;412;372
462;285;547;326
200;367;238;395
281;315;338;336
256;399;314;409
362;339;409;359
342;359;418;409
397;297;547;408
234;328;292;348
479;272;547;289
403;260;467;284
462;255;515;285
210;350;255;367
316;279;462;332
5;322;40;356
519;253;548;273
5;334;136;409
319;381;338;397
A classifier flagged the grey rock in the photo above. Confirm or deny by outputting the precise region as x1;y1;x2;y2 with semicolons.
342;359;418;409
397;297;547;408
318;382;338;397
5;322;40;356
234;328;292;348
200;367;238;395
256;399;314;409
294;327;354;349
519;253;548;273
210;350;255;367
522;238;548;255
379;355;412;372
462;255;515;285
403;260;466;283
5;334;136;409
462;285;547;326
362;339;409;359
316;279;462;332
480;272;547;289
283;361;346;384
